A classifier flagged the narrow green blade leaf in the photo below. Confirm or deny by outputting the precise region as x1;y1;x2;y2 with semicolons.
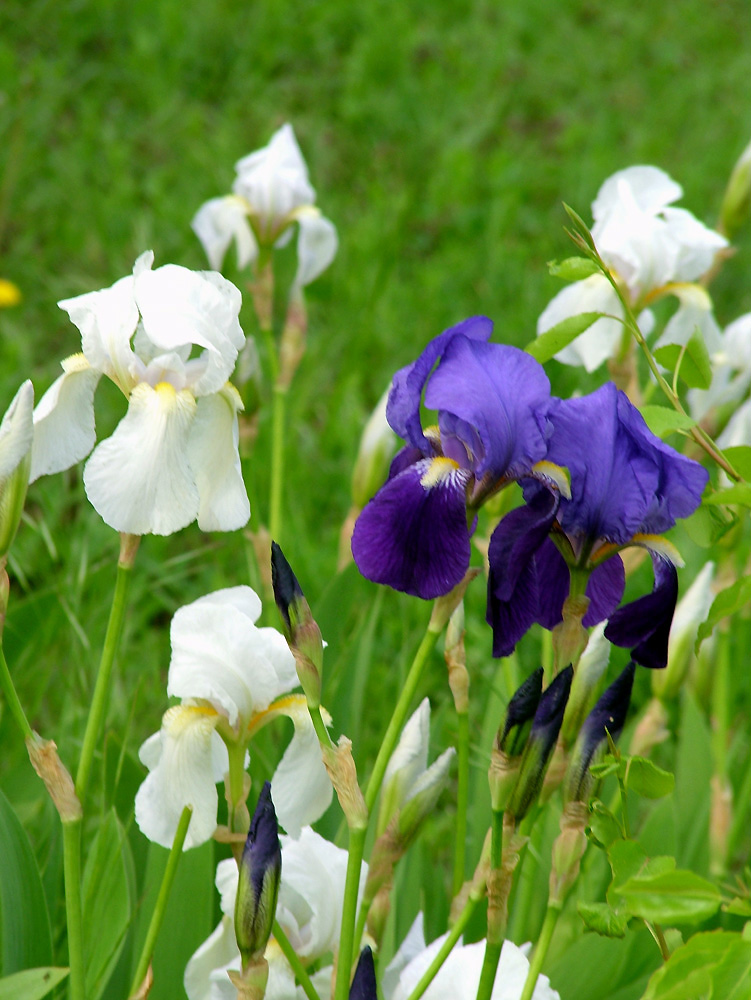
0;968;68;1000
525;312;604;363
0;789;53;974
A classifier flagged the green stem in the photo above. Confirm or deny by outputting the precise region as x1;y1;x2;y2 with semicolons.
364;623;442;813
129;806;193;997
273;920;321;1000
333;825;367;1000
309;703;335;749
269;383;287;545
453;709;470;896
519;903;561;1000
62;820;85;1000
75;559;134;802
0;641;33;739
404;893;483;1000
475;810;506;1000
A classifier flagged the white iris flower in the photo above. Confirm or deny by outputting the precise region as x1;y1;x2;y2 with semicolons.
184;827;367;1000
192;123;337;290
135;587;333;849
538;166;728;372
30;251;249;536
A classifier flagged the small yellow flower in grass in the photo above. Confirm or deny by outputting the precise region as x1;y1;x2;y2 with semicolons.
0;279;21;308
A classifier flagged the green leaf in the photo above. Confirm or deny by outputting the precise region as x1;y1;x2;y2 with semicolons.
81;811;134;1000
639;405;696;439
0;788;53;975
577;901;629;938
703;484;751;508
0;968;68;1000
642;931;746;1000
711;935;751;998
683;503;734;549
696;575;751;648
623;757;675;799
721;445;751;481
525;312;604;363
606;840;675;908
654;332;712;390
614;869;721;925
723;896;751;916
547;256;600;281
587;800;623;848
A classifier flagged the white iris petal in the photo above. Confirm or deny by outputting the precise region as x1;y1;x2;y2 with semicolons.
83;381;198;535
30;356;101;483
189;386;250;532
270;699;334;837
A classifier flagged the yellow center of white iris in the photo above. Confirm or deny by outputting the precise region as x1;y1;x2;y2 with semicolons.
420;456;461;489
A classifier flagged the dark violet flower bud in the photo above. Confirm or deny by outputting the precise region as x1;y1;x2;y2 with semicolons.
497;667;544;756
565;661;635;803
349;946;377;1000
271;541;323;706
235;781;282;967
507;666;573;822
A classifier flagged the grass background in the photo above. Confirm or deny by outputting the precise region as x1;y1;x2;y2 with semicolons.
1;1;751;997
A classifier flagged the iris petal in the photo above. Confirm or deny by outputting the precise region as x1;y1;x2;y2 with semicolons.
605;555;678;669
352;456;471;599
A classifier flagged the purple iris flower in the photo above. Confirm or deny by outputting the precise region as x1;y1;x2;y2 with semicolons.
351;317;553;599
488;382;708;668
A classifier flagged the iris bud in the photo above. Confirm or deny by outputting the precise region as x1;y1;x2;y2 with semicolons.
271;541;323;706
721;137;751;238
349;946;378;1000
489;667;543;812
234;782;281;968
506;666;573;822
564;661;635;804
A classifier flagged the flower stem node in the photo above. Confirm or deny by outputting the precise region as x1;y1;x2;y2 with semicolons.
26;734;82;823
549;800;589;906
551;594;590;674
227;961;269;1000
444;603;469;713
234;782;281;969
323;737;368;832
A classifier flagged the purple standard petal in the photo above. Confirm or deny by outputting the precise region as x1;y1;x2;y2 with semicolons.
351;456;471;599
605;555;678;669
427;337;551;481
614;391;709;534
386;316;493;451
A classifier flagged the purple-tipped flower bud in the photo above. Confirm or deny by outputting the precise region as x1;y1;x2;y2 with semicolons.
234;782;282;967
507;666;573;822
497;667;543;756
349;946;377;1000
271;541;323;706
565;661;635;804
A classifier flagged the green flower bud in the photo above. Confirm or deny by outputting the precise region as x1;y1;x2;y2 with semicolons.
235;782;281;967
270;541;323;706
721;137;751;238
489;667;543;812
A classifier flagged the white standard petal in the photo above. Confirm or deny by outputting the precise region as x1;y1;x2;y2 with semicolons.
537;274;624;372
135;704;228;849
192;195;258;271
383;913;426;1000
652;284;722;355
233;123;315;226
660;206;728;283
269;698;333;836
58;265;142;391
592;165;682;221
83;381;198;535
189;385;250;532
293;210;338;288
30;355;101;482
135;264;245;396
168;592;296;727
0;380;33;483
278;826;367;959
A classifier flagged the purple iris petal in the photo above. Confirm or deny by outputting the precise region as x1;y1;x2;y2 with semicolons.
427;337;551;480
488;557;539;658
386;316;493;451
604;555;678;669
532;539;574;630
535;384;707;547
351;457;471;599
583;555;626;626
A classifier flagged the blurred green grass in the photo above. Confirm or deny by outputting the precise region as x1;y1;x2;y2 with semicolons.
1;1;751;996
